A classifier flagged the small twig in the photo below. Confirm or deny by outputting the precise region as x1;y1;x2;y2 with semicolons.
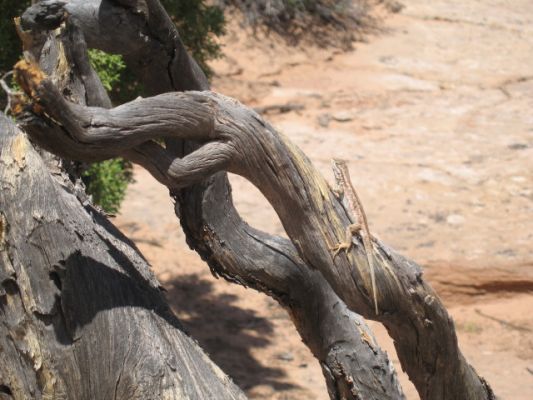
474;309;532;332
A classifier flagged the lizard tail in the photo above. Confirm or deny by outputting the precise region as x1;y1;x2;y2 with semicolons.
366;253;379;316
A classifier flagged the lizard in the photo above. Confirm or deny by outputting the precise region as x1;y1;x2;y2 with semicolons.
330;159;379;315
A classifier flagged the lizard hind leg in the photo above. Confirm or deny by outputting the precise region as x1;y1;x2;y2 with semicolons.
330;223;361;259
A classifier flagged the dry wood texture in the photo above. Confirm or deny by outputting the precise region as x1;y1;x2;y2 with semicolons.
1;0;496;399
16;2;406;399
0;113;246;399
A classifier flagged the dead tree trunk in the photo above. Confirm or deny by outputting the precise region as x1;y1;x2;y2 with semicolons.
0;114;246;399
4;1;496;399
13;2;406;399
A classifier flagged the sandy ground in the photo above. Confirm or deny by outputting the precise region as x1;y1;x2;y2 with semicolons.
114;0;533;398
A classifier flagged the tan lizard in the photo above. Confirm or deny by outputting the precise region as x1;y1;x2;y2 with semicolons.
330;159;379;315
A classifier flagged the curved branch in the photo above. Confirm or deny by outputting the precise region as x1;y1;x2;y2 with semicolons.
16;4;407;398
18;64;494;399
15;1;495;399
24;78;216;148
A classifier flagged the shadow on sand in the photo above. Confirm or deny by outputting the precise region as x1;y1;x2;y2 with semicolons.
163;273;296;392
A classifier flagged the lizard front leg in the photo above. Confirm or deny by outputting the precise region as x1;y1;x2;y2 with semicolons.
330;223;362;258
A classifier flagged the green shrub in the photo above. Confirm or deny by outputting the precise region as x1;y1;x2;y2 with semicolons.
82;49;132;214
81;159;133;215
220;0;371;47
87;49;126;91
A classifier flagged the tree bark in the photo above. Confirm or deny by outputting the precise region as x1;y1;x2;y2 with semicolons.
10;1;496;399
16;2;406;399
0;113;246;399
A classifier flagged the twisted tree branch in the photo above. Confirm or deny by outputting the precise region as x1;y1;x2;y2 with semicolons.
12;1;496;399
16;2;405;399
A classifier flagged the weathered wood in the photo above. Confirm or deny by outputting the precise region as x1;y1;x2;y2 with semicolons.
1;16;246;400
17;62;495;400
16;1;403;399
14;1;496;399
0;113;246;400
16;3;406;399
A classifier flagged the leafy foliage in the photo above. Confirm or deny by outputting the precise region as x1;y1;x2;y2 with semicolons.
81;49;132;213
81;159;133;215
87;49;126;91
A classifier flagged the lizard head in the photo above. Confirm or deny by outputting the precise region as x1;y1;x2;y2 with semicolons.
331;158;349;182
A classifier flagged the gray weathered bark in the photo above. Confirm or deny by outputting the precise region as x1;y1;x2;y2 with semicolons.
17;2;407;399
0;113;247;399
6;1;496;399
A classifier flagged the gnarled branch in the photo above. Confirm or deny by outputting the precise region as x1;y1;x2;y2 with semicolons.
14;1;496;399
15;2;405;399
